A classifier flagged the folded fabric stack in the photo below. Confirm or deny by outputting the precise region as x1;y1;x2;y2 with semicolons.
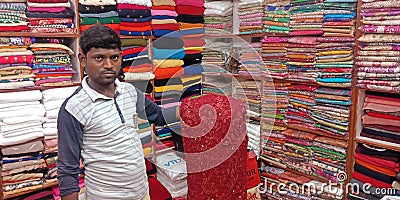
156;151;188;198
287;84;316;129
121;38;154;94
0;37;35;89
151;0;177;37
238;0;264;35
202;75;232;95
311;87;351;137
260;129;287;170
201;38;232;74
177;0;205;38
356;0;400;92
79;0;118;33
204;0;233;35
286;36;319;82
264;0;291;35
322;0;357;37
361;92;400;144
117;0;151;36
30;40;75;86
233;80;261;155
316;37;354;88
0;90;46;196
79;1;119;33
27;0;75;33
261;37;288;79
238;41;262;76
0;2;28;32
10;188;54;199
137;118;153;158
349;144;400;199
289;0;324;37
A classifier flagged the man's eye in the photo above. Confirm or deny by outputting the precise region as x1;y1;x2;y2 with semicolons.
111;56;119;61
95;57;102;61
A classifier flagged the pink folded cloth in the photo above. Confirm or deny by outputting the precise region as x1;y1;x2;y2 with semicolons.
117;3;149;10
151;9;178;16
27;6;66;12
175;0;203;7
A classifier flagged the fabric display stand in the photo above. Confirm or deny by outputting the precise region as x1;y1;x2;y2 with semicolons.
238;0;264;35
151;0;177;38
203;0;233;35
201;38;232;75
263;0;290;35
0;2;29;32
356;0;400;92
0;37;35;89
31;39;76;87
27;0;76;33
78;0;119;33
118;0;152;37
180;94;248;199
348;144;400;200
261;37;288;79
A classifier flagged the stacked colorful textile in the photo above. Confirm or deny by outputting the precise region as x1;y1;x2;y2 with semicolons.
261;37;288;79
238;41;262;76
0;2;28;32
204;0;233;35
361;92;400;144
349;144;400;199
289;0;324;37
79;0;118;33
30;39;75;86
156;151;188;198
238;0;264;35
137;118;153;158
322;0;357;37
356;0;400;92
27;0;75;33
0;90;46;196
286;37;319;82
233;80;261;155
263;0;291;35
202;75;232;95
287;84;316;129
0;37;35;89
117;0;151;36
151;0;177;37
201;38;232;74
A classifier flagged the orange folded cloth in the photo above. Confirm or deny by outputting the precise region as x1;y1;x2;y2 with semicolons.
154;66;184;79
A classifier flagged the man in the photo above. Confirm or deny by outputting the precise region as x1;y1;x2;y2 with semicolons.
57;24;178;200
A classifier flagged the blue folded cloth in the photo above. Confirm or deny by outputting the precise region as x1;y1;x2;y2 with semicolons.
120;16;152;22
152;29;182;38
152;15;176;20
184;64;204;75
180;28;205;35
120;30;151;36
153;47;185;59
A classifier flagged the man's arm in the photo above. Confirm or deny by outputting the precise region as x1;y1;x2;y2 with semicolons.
135;87;179;126
57;102;83;200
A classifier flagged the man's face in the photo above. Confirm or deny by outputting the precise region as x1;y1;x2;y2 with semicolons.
80;47;122;86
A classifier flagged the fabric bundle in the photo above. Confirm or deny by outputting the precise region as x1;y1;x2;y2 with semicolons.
151;0;177;37
27;0;76;33
156;151;188;198
238;0;264;35
204;0;233;34
117;0;152;36
322;0;357;37
349;143;400;199
201;38;232;75
0;37;35;89
30;40;75;86
261;37;289;79
0;90;46;196
79;0;118;33
176;0;205;38
264;0;291;35
137;118;153;158
287;84;316;129
0;2;28;32
233;80;261;156
361;91;400;144
202;75;232;96
238;41;262;76
289;0;324;37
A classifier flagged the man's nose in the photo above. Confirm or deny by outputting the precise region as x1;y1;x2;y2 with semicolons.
103;58;113;69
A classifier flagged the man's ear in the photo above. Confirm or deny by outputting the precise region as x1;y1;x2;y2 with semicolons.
78;52;86;69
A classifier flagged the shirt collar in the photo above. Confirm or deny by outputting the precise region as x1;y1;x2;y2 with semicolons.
82;76;122;102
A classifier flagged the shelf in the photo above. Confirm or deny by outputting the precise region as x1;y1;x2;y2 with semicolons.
0;82;81;93
355;137;400;152
3;181;58;200
0;32;78;38
358;87;400;95
286;124;349;140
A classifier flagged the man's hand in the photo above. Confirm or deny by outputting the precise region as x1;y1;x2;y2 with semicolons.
62;192;79;200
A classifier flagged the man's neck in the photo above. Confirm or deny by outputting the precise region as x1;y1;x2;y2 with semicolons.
86;78;116;98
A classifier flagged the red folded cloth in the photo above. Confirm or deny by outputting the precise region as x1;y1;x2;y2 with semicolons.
151;23;179;31
183;38;205;47
120;21;151;27
118;3;149;10
176;5;205;15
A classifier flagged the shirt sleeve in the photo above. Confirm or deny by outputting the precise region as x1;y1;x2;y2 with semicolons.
57;101;83;197
135;87;177;126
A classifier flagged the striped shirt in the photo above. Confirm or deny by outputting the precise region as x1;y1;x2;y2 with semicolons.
57;77;176;199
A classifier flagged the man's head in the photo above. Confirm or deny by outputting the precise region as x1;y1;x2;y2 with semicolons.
79;24;122;87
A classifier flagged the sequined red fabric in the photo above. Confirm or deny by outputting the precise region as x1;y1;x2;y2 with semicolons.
180;94;248;200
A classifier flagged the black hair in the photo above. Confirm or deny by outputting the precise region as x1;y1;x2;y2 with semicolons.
79;24;121;55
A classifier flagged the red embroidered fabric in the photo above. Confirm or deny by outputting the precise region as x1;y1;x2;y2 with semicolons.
180;94;248;199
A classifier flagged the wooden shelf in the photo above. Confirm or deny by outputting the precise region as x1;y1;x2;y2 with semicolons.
0;32;78;38
0;82;81;93
3;181;58;200
355;137;400;152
